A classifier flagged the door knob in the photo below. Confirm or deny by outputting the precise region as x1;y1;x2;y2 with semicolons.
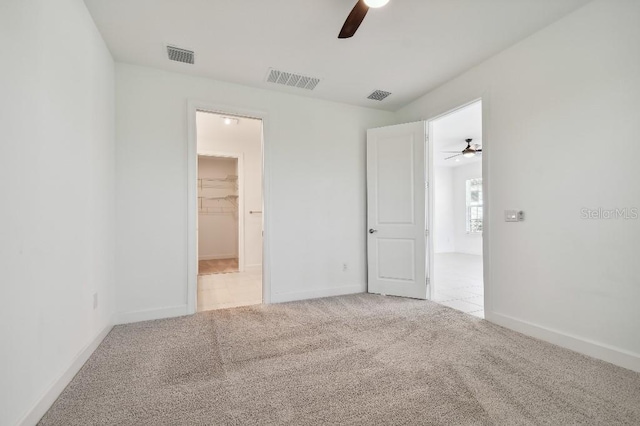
369;229;378;234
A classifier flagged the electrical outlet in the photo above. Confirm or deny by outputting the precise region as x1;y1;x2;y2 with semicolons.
93;293;98;309
342;263;348;272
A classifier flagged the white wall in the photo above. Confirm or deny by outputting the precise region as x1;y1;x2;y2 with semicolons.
452;162;483;255
115;63;396;319
198;156;238;260
433;167;455;253
434;162;483;256
398;0;640;371
197;114;263;267
0;1;115;424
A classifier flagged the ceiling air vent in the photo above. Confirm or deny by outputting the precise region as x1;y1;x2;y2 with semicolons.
367;90;392;101
167;46;194;64
266;69;320;90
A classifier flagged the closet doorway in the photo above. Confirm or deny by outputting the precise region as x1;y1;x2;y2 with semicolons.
195;111;264;312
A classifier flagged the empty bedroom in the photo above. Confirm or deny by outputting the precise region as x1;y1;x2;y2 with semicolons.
1;0;639;425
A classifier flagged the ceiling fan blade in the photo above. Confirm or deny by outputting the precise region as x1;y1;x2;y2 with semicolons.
338;0;369;39
445;153;462;160
476;149;482;152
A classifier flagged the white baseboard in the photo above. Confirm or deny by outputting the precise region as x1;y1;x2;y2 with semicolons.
17;323;113;426
488;311;640;373
271;285;364;304
453;250;483;256
198;254;237;261
115;305;188;325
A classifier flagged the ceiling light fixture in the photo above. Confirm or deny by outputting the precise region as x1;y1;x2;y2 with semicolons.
462;148;476;158
441;139;482;162
222;117;239;125
339;0;390;38
364;0;390;8
462;138;478;157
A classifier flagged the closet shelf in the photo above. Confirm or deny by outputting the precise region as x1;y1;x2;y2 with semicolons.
198;206;236;215
198;195;238;201
198;175;238;214
199;175;237;182
198;176;238;189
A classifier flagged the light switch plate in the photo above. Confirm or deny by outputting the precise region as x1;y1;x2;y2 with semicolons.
505;210;518;222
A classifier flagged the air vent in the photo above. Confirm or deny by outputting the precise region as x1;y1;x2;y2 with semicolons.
167;46;194;64
367;90;392;101
266;69;320;90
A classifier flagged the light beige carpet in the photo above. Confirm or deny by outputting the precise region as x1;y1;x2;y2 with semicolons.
40;294;640;425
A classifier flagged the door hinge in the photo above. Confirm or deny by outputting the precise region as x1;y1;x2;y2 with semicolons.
425;229;429;236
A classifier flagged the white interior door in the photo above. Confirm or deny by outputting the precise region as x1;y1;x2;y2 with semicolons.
367;122;427;299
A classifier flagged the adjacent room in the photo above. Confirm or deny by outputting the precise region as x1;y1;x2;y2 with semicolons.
195;111;264;312
430;101;484;317
2;0;639;425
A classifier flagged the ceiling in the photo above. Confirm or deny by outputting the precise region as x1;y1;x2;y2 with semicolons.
84;0;590;111
432;100;481;168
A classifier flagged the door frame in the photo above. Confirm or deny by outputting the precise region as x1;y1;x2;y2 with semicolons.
197;151;245;272
187;100;270;314
425;97;491;315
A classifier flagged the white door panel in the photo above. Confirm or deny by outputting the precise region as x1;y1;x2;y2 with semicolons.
376;137;415;224
377;239;415;281
367;122;427;299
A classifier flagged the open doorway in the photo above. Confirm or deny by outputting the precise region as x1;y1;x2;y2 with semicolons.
429;100;484;318
195;111;263;312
